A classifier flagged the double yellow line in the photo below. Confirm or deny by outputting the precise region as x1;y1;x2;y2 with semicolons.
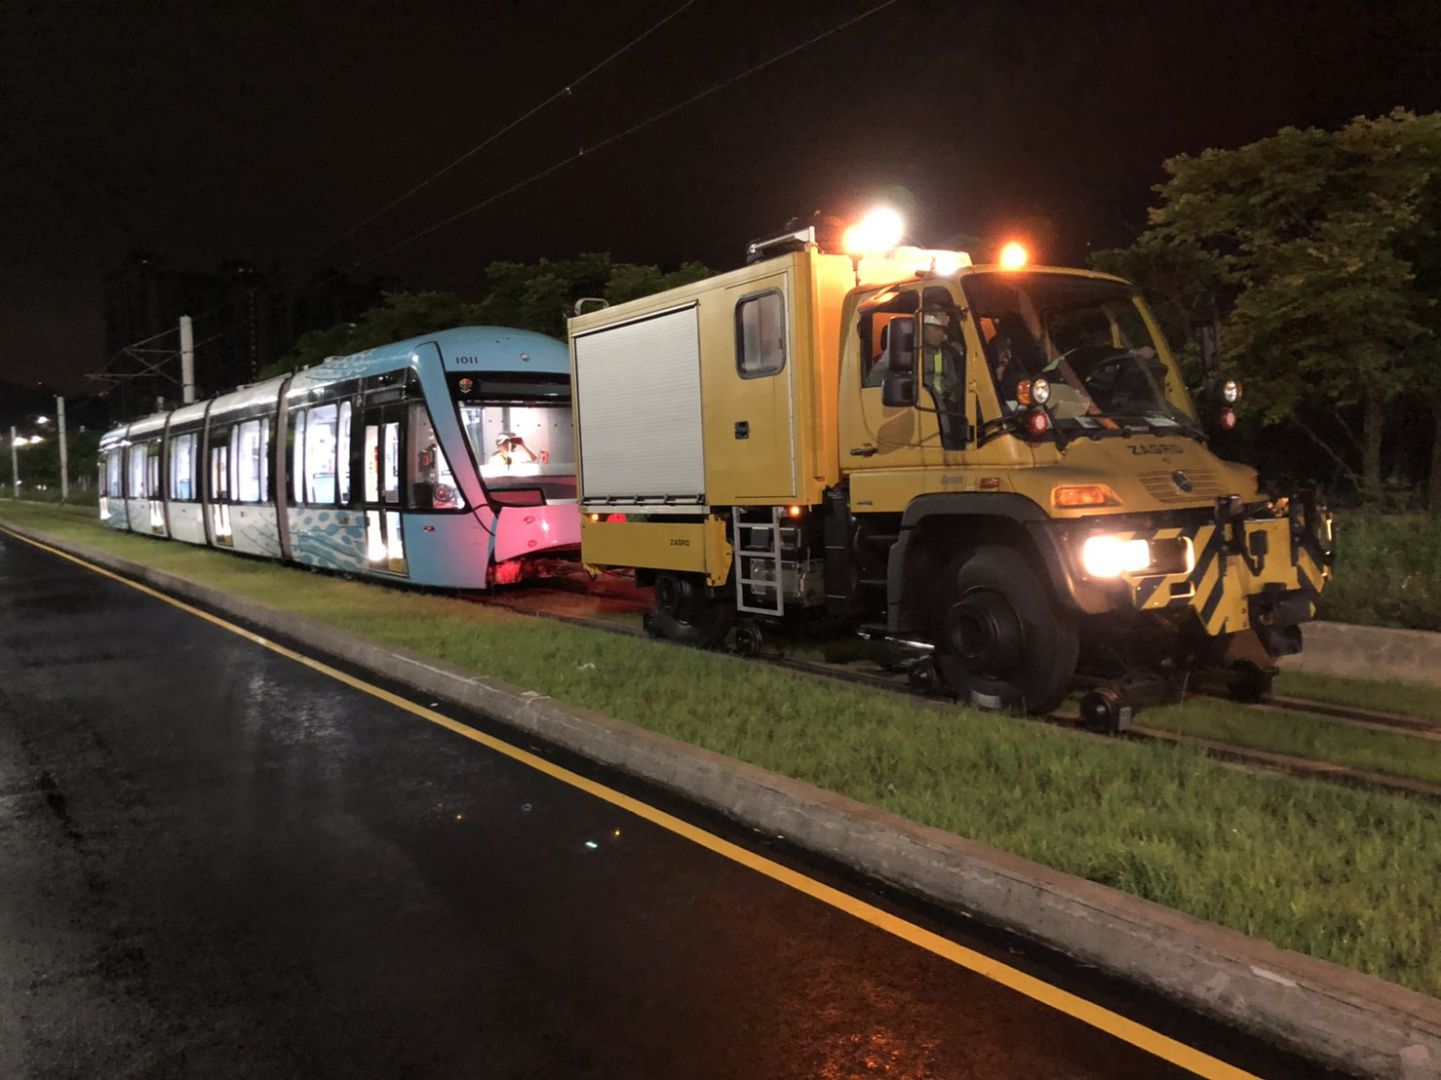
1;525;1255;1079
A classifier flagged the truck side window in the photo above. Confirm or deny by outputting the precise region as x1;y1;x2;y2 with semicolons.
735;290;786;378
857;288;920;387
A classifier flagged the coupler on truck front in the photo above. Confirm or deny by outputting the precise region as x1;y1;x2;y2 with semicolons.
1067;491;1334;725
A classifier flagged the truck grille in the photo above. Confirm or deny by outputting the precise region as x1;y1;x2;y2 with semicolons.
1137;469;1226;504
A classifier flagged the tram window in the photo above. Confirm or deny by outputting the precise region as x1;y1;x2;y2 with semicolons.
382;421;401;505
146;441;161;499
407;403;463;510
736;290;786;378
460;402;575;503
234;419;265;503
304;403;338;505
168;433;196;500
363;424;380;503
211;438;230;501
106;451;123;498
337;401;352;505
128;444;147;498
261;418;272;501
291;408;307;503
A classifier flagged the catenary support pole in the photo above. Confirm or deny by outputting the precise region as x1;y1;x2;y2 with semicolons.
56;396;69;502
180;314;195;404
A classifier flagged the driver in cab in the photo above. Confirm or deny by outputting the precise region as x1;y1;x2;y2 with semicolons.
920;309;964;413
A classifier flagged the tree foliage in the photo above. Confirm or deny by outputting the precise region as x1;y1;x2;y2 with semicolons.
259;254;713;380
1094;110;1441;506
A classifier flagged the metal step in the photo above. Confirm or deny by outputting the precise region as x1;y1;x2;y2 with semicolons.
734;506;784;616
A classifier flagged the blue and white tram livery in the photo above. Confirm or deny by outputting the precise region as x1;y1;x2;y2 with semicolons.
98;326;581;588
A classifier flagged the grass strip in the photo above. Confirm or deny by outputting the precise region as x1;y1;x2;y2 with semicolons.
4;500;1440;998
1144;698;1441;785
1276;670;1441;724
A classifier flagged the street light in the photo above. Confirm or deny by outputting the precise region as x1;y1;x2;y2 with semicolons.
7;428;48;497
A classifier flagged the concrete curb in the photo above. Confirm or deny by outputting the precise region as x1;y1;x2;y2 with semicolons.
6;520;1440;1078
1281;621;1441;689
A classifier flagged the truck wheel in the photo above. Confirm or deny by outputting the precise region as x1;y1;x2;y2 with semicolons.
933;545;1079;715
650;571;734;648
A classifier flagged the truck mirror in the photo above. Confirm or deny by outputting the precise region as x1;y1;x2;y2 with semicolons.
881;371;918;408
886;318;916;373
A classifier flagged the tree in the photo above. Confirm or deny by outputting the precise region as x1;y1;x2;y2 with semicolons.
1096;110;1441;507
470;254;615;337
261;255;716;380
259;291;484;379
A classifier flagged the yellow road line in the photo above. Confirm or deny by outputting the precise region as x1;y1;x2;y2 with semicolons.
1;524;1255;1079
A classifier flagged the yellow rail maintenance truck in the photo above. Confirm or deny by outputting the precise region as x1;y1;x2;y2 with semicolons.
567;214;1333;724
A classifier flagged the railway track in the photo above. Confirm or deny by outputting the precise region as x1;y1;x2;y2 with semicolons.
481;585;1441;805
1254;695;1441;741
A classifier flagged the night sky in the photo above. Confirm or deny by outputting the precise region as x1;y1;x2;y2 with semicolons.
4;0;1440;393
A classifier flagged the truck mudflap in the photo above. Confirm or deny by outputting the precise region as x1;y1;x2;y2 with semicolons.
1114;494;1333;638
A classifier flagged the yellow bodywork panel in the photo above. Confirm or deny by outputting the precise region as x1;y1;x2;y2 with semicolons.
581;516;733;586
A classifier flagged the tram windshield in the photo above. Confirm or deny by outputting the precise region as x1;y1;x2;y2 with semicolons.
455;375;576;503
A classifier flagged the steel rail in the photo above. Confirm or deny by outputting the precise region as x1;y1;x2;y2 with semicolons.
476;587;1441;805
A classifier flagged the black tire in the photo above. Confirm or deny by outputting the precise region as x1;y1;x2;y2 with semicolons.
650;571;734;648
933;545;1079;715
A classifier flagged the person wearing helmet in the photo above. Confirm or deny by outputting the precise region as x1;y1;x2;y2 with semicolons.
920;307;965;441
494;431;537;469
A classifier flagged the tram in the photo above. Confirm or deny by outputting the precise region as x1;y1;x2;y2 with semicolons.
98;326;579;588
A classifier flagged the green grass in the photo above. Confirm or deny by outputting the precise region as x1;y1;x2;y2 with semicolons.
4;500;1441;998
1144;697;1441;785
1318;511;1441;631
0;494;96;514
1277;670;1441;724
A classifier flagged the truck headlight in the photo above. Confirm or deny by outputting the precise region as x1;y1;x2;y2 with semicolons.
1081;534;1151;578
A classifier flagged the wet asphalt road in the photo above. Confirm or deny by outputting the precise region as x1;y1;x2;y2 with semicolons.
0;532;1332;1079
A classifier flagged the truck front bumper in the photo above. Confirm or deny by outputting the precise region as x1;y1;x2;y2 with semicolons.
1034;493;1334;648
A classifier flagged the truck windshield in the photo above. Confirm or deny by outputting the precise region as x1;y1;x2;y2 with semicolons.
452;375;576;503
961;272;1199;435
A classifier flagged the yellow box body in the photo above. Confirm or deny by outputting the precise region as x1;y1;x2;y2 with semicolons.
581;515;733;587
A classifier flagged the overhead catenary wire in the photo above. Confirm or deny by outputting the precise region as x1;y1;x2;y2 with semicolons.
303;0;700;265
108;0;903;386
107;2;699;368
353;0;905;268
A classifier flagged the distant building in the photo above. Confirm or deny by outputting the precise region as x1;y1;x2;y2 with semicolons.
102;254;385;419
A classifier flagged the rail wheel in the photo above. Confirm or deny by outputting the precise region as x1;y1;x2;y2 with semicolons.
732;621;764;658
933;545;1078;715
650;571;734;648
1228;660;1274;703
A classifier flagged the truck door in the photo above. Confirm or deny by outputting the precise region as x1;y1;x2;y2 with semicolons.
716;275;798;501
840;284;931;473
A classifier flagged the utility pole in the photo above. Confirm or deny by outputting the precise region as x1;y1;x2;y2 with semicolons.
180;314;196;404
9;426;17;499
56;396;69;502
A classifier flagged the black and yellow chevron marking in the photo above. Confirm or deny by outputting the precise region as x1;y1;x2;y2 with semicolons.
1112;518;1314;637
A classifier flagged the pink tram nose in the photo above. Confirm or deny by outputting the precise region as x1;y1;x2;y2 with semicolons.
491;503;581;563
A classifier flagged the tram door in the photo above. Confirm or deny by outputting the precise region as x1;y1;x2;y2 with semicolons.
360;402;408;575
208;431;233;547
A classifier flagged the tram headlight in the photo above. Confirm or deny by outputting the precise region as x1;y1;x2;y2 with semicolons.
1081;534;1151;579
